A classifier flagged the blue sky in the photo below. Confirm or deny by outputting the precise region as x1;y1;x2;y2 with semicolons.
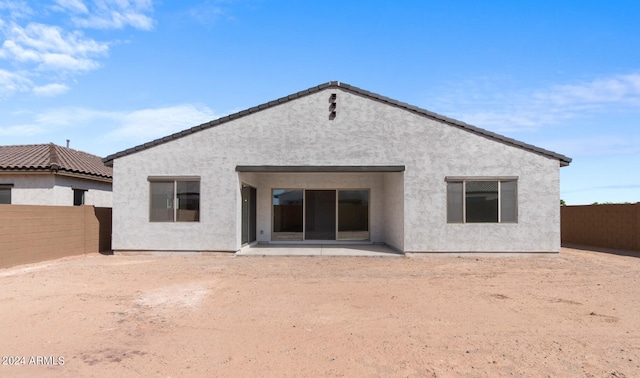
1;0;639;205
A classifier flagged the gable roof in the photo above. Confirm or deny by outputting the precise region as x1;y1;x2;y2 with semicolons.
0;143;112;181
103;81;572;166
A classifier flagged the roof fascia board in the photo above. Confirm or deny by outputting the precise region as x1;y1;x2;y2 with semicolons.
0;168;111;182
0;169;52;175
55;170;113;183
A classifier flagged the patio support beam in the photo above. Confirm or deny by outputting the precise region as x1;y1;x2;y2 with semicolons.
235;165;405;173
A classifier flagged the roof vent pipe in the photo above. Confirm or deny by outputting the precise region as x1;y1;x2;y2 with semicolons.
66;139;70;148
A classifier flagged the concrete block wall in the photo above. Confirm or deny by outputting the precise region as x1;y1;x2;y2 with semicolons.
561;203;640;251
0;205;112;268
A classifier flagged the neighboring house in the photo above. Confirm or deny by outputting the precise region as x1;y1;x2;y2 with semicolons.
103;81;571;254
0;143;112;207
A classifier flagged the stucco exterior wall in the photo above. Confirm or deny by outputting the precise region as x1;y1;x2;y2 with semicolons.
0;174;112;207
383;172;404;252
111;87;562;253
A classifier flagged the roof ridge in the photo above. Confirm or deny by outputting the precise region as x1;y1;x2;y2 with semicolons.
49;143;60;171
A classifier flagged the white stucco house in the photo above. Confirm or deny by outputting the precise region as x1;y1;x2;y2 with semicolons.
103;81;571;254
0;143;112;207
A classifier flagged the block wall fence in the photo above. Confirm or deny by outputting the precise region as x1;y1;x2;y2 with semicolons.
0;205;112;269
561;203;640;252
3;203;637;268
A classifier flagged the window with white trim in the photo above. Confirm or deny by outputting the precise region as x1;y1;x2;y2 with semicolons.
447;179;517;223
149;178;200;222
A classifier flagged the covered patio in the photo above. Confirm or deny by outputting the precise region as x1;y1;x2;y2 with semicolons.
236;166;405;252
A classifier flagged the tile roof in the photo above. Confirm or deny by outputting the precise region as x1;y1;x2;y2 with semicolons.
103;81;572;166
0;143;112;180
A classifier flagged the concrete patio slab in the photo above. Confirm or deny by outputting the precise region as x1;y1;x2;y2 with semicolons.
237;243;404;257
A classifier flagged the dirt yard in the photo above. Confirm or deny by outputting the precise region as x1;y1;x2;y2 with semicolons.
1;247;638;377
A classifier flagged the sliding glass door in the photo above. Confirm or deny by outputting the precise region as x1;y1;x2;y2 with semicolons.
272;189;304;241
305;190;336;240
272;189;369;241
337;190;369;240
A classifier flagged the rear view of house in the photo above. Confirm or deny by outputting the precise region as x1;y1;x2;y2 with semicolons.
0;143;112;207
104;81;571;254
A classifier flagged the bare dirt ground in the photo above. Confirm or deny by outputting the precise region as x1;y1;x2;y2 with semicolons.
1;247;639;377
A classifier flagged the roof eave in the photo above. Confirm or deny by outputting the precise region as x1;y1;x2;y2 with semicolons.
0;167;112;182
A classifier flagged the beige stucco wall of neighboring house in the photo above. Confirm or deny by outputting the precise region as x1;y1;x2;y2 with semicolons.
111;87;562;253
0;174;112;207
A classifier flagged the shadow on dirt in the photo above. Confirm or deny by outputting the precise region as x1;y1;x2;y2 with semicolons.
562;244;640;258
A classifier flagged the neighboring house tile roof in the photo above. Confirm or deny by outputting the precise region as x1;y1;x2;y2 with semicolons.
103;81;572;166
0;143;112;180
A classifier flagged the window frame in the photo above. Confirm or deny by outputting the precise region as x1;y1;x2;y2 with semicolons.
73;188;87;206
148;177;200;223
446;177;518;224
0;184;13;204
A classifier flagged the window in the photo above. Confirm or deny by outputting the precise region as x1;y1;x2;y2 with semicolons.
447;178;517;223
73;189;87;206
0;184;12;204
149;178;200;222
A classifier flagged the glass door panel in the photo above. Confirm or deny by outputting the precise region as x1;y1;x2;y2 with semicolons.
272;189;303;241
241;185;257;244
337;190;369;240
249;186;257;243
305;190;336;240
242;185;249;244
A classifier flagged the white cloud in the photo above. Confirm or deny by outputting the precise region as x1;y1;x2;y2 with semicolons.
535;74;640;109
52;0;88;14
0;124;45;136
70;0;155;30
428;73;640;132
33;106;115;126
49;0;155;30
7;103;217;140
188;1;226;27
107;104;218;141
543;134;640;158
1;23;108;72
33;83;70;96
0;0;154;99
0;1;33;20
0;103;219;155
0;69;32;98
